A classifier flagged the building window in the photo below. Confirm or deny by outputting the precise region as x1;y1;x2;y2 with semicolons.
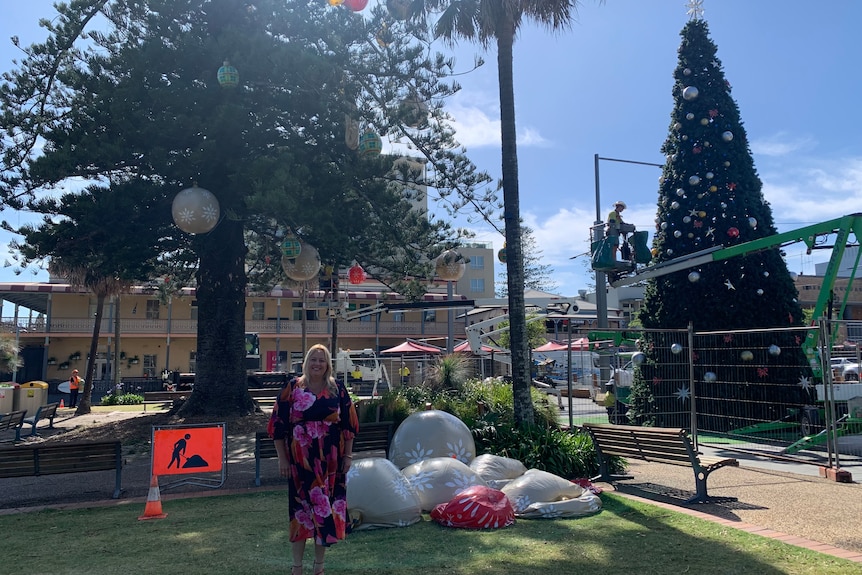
293;302;317;321
470;278;485;293
392;311;405;323
470;255;484;269
146;300;160;320
251;301;265;321
423;310;436;322
143;354;158;378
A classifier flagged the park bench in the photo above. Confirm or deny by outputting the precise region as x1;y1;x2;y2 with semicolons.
0;410;26;442
142;390;191;411
22;402;59;437
0;440;122;498
582;422;739;504
254;421;394;486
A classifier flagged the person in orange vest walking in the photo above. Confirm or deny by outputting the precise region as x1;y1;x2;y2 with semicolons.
69;369;82;408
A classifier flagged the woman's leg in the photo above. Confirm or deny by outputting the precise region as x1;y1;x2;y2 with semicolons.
312;544;326;574
291;540;306;575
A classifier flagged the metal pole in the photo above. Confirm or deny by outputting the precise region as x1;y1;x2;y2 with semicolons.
275;297;281;371
567;320;574;429
447;280;454;354
688;322;698;449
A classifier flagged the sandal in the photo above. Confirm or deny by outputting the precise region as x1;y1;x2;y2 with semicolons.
292;564;303;575
313;560;325;575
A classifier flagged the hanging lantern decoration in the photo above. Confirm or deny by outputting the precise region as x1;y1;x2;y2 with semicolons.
217;60;239;88
348;263;367;284
497;243;507;263
358;130;382;157
435;249;466;281
280;233;302;258
387;0;411;20
172;185;220;234
282;242;321;282
343;0;368;11
399;95;429;128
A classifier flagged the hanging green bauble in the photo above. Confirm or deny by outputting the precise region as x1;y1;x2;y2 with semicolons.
358;130;382;157
281;234;302;258
497;244;507;263
217;60;239;88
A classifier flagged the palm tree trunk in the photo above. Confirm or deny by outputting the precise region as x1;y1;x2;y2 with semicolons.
76;292;105;415
497;23;534;427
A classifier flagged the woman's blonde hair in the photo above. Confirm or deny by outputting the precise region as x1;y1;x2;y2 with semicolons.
300;343;338;394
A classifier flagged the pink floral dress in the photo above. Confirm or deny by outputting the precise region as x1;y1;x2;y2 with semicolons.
268;377;358;546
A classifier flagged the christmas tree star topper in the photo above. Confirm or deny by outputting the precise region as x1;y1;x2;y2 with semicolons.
687;0;705;20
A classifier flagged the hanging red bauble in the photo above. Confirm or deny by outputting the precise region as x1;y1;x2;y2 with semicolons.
727;227;740;238
343;0;368;11
348;263;367;284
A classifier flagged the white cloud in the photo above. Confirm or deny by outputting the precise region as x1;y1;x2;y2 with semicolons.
750;132;816;157
447;102;550;149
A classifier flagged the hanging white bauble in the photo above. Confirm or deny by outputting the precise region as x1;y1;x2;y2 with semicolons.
681;135;688;141
706;172;714;179
632;352;646;366
688;271;700;282
703;371;717;383
768;345;781;357
666;248;674;255
435;249;466;281
686;112;695;120
724;161;731;167
673;122;682;130
674;230;682;238
682;86;699;100
676;188;685;196
671;343;683;354
282;242;321;281
748;217;757;228
660;222;668;230
700;118;709;126
740;350;754;361
720;202;728;209
671;201;680;209
683;68;692;76
789;271;798;280
172;186;220;234
689;175;701;186
763;271;769;277
757;289;764;295
722;131;734;142
683;216;691;224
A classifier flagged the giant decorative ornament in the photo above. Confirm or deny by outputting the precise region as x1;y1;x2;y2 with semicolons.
671;343;683;355
435;249;466;281
722;131;734;142
740;350;754;361
343;0;368;10
703;371;717;383
682;86;699;100
399;95;429;128
768;345;781;357
217;60;239;88
727;227;740;238
497;244;507;263
348;263;367;284
282;242;321;281
172;186;220;234
689;175;700;185
688;271;700;282
280;234;302;258
387;0;411;19
748;217;757;228
358;130;382;157
632;352;646;366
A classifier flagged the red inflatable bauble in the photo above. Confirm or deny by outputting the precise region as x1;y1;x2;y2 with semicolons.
344;0;368;11
727;227;740;238
430;485;515;529
348;264;367;285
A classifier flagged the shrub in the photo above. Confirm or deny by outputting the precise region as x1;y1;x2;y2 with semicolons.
101;393;144;406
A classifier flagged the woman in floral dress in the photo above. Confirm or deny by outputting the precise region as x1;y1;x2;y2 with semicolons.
269;344;358;575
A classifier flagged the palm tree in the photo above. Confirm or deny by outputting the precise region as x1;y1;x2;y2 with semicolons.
421;0;584;426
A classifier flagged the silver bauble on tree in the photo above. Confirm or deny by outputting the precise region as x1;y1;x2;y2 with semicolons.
172;186;220;234
282;242;321;281
682;86;699;100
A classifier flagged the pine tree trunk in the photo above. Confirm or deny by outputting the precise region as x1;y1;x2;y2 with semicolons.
497;24;534;428
181;218;255;417
75;292;105;416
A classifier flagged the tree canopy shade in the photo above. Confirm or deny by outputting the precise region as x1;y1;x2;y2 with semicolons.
418;0;587;427
0;0;498;417
627;18;808;427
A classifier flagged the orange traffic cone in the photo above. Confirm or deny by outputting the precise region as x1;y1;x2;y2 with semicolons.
138;475;167;520
59;399;65;408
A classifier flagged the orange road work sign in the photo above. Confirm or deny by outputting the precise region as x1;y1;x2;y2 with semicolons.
152;425;225;476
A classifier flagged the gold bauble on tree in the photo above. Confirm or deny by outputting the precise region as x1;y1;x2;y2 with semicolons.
282;242;321;281
435;249;466;281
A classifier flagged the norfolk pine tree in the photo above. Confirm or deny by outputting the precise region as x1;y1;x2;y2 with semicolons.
0;0;496;417
627;18;809;428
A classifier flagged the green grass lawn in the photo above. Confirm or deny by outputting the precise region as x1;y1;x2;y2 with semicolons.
3;492;858;575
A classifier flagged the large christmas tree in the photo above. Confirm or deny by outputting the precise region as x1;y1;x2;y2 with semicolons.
628;16;809;429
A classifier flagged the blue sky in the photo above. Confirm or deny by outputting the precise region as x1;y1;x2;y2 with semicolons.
1;0;860;299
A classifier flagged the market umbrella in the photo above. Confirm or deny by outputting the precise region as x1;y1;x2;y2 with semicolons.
380;340;443;354
453;340;498;354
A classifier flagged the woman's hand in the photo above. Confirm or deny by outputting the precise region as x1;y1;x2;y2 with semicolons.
341;454;353;473
277;455;290;478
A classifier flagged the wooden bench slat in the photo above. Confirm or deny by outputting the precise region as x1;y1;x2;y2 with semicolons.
583;422;738;504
